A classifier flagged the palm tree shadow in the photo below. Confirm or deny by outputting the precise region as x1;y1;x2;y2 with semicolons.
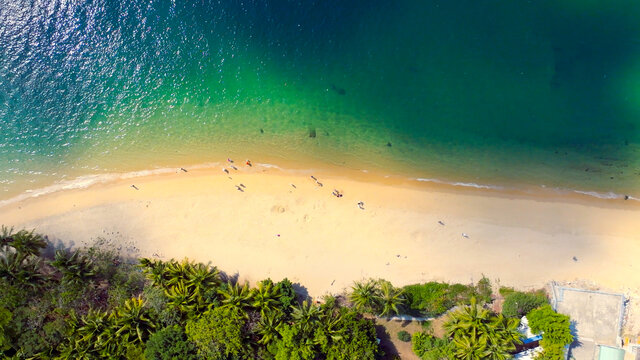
292;283;309;302
375;323;400;359
42;235;76;259
220;271;239;284
568;319;583;358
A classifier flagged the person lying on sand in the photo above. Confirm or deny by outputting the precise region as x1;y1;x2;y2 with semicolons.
357;201;365;210
246;160;252;166
131;185;139;190
222;168;229;174
462;233;470;238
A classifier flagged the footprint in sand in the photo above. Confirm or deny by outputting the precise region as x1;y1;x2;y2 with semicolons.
271;205;286;214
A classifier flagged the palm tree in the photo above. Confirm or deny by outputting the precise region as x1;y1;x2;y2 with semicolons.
0;227;47;262
219;282;253;311
378;281;405;317
257;310;282;345
444;298;521;360
165;281;199;314
349;279;380;313
111;297;156;344
138;258;168;288
291;300;324;335
0;252;45;288
51;249;97;286
185;262;221;297
251;280;281;316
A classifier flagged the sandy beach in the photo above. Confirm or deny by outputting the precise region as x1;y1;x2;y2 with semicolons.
1;163;639;301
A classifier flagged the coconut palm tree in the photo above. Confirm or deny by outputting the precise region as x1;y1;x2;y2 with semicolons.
257;310;282;345
349;279;380;313
185;262;221;297
0;227;47;262
111;296;156;344
444;297;521;360
219;282;253;311
0;252;45;288
378;281;405;317
291;300;324;335
51;249;97;286
251;280;281;317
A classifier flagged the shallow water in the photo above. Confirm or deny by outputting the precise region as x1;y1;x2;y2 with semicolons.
1;0;639;200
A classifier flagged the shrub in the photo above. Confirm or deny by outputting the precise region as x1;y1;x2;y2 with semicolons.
527;305;573;346
403;282;480;316
499;286;516;297
144;325;198;360
397;330;411;342
411;331;453;359
502;290;547;318
186;307;248;359
475;276;492;303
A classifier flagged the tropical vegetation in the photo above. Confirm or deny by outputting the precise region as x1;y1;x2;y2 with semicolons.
0;226;380;359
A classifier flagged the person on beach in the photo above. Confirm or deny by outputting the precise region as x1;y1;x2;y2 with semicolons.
227;158;234;163
131;185;139;190
246;160;252;166
223;168;229;174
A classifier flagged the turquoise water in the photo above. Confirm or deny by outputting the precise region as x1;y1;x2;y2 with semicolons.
1;0;639;200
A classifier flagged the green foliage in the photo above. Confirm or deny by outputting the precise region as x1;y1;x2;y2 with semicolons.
501;290;547;318
527;305;573;346
398;330;412;342
534;341;566;360
51;249;97;286
499;287;516;297
443;298;522;360
275;278;298;314
403;282;470;316
412;331;454;360
349;279;405;316
185;306;248;359
476;276;493;303
0;307;12;352
144;325;198;360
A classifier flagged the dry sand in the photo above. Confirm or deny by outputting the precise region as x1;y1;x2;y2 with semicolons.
1;163;639;302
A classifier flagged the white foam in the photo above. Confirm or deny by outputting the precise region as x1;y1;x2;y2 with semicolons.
415;177;504;190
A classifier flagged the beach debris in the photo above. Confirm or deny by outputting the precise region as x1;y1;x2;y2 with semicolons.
291;184;297;189
316;182;323;187
438;220;445;226
396;255;400;258
386;262;390;266
462;233;470;239
572;256;578;262
222;168;229;174
357;201;365;210
227;158;234;163
235;185;244;192
180;167;188;172
246;160;252;166
276;234;280;237
230;165;238;170
131;185;139;190
331;280;335;286
239;183;246;188
624;195;629;200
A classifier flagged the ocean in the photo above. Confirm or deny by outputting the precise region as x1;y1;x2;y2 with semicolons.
1;0;639;201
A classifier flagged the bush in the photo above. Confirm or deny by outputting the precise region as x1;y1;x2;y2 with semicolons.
397;330;411;342
499;286;516;297
502;290;547;318
144;325;198;360
411;332;453;359
403;282;480;316
527;305;573;346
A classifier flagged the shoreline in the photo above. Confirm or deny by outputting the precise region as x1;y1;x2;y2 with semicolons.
1;159;638;211
1;160;639;301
